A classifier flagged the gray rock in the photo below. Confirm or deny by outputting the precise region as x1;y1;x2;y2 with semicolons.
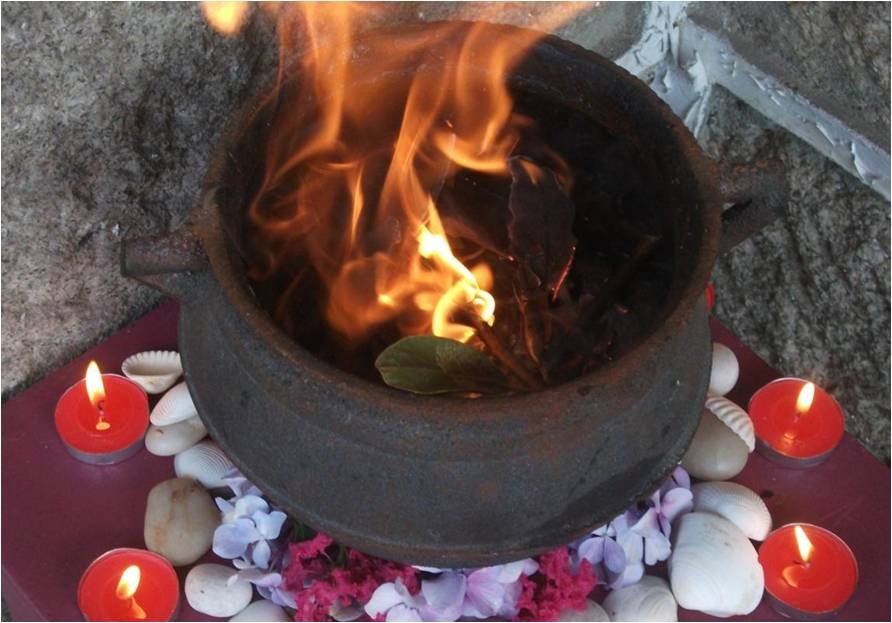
1;2;275;397
702;86;890;462
144;477;219;566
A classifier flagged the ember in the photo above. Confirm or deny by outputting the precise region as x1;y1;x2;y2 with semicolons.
239;3;673;392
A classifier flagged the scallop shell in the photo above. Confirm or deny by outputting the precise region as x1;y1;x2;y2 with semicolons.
151;381;197;426
668;512;764;617
175;440;235;489
122;350;182;394
692;482;772;541
558;599;610;622
708;342;739;396
705;395;755;452
603;576;677;622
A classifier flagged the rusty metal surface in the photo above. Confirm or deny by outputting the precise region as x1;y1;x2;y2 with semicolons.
719;159;789;254
123;21;724;566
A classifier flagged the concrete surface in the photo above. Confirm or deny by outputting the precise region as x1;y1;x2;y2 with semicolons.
703;86;890;462
688;1;891;151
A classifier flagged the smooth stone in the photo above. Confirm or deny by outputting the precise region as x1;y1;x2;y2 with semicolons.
709;342;739;396
681;410;750;480
669;512;764;617
603;575;677;622
186;563;254;618
231;599;291;622
558;599;610;621
145;416;207;456
144;477;219;566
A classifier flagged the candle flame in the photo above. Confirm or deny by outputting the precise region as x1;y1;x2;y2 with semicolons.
85;361;106;407
796;382;815;414
116;565;141;600
794;525;814;563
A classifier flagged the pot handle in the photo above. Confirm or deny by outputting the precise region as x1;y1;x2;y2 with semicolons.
718;159;789;255
120;225;209;297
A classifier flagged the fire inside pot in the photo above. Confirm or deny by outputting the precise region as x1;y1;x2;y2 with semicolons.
238;6;675;394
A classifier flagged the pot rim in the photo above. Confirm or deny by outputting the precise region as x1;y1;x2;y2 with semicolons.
196;21;722;421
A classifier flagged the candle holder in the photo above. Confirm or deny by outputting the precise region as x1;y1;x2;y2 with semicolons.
78;548;180;621
749;377;845;468
759;523;858;620
55;373;149;465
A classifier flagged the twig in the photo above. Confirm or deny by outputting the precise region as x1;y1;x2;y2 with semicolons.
584;234;660;322
470;316;544;391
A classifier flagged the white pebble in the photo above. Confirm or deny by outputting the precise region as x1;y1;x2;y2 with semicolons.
145;416;207;456
231;599;291;621
186;563;254;618
709;342;739;396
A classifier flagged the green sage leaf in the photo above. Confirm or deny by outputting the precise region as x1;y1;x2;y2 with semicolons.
375;335;509;395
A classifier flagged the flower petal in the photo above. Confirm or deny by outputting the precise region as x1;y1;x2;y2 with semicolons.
465;568;506;617
365;583;405;618
643;532;672;565
660;487;694;523
212;519;260;559
254;510;288;540
577;536;605;565
252;539;271;569
421;572;466;610
387;605;421;622
234;495;268;518
603;537;627;574
630;508;662;539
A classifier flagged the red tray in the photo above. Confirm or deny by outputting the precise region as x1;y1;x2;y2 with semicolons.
2;301;889;621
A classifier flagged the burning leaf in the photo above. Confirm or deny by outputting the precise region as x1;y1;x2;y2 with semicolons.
375;336;509;395
507;157;577;301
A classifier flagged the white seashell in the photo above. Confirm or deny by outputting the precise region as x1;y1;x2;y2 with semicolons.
709;343;739;396
231;600;291;622
692;482;771;541
150;381;197;426
603;575;677;622
145;416;207;456
185;563;253;617
705;395;755;452
669;512;764;617
681;410;750;481
558;599;610;621
122;350;182;394
175;440;235;489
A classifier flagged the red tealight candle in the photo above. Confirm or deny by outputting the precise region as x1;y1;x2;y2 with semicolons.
55;361;149;464
759;523;858;619
78;548;180;621
748;377;844;467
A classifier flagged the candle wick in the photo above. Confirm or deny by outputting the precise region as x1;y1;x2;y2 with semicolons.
128;597;147;620
95;401;111;431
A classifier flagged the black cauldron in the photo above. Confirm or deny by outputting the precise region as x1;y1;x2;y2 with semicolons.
122;22;784;566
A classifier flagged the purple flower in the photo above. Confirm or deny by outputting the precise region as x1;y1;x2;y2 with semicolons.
574;465;693;589
365;560;538;622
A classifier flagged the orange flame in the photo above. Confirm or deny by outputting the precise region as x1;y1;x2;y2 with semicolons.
239;3;578;347
201;1;250;36
794;525;814;563
796;382;815;414
116;565;141;600
116;565;146;620
85;361;106;407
